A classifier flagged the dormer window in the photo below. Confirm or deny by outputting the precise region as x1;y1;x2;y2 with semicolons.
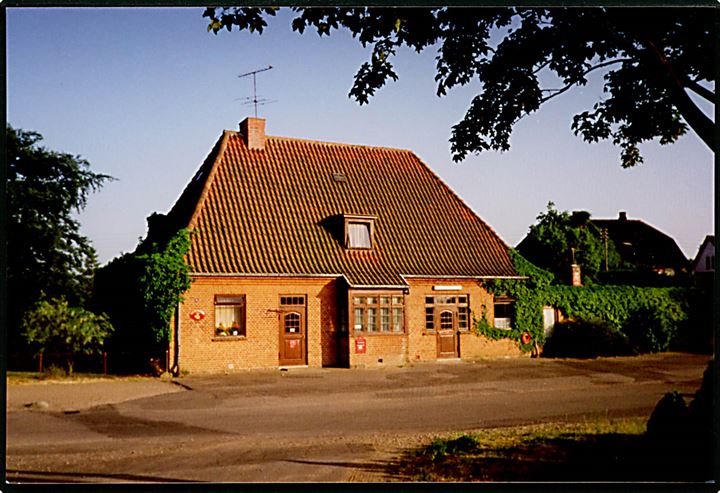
344;214;375;250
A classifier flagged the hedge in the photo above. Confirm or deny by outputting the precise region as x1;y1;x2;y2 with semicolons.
475;249;689;353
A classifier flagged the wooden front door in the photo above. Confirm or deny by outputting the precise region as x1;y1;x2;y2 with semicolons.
279;309;306;366
436;309;458;358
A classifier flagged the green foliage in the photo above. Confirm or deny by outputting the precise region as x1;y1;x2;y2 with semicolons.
203;7;715;165
676;278;713;353
94;229;192;352
22;298;113;375
479;249;689;355
7;125;113;348
475;249;552;350
516;202;621;284
623;307;678;353
424;435;479;463
136;229;193;344
542;318;634;359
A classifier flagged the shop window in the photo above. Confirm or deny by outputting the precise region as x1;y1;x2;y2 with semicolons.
215;295;246;337
352;292;404;333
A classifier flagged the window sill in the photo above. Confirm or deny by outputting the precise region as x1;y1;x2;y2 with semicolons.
424;330;470;335
212;335;247;342
351;332;405;336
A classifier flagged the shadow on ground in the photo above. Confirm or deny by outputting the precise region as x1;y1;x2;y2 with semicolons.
386;432;713;482
6;469;192;483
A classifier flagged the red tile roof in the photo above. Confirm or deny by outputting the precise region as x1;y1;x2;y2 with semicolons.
167;129;517;286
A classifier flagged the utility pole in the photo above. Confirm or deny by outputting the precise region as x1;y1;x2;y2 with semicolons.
601;228;609;272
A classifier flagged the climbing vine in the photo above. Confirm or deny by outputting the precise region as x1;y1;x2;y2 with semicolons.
476;249;689;353
94;228;193;350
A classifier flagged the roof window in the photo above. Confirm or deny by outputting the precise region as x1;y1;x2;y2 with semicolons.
332;172;347;183
344;214;375;250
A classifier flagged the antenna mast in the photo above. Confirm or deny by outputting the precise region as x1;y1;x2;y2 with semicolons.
238;65;274;117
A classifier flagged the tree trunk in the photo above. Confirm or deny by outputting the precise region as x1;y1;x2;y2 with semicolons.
640;39;715;153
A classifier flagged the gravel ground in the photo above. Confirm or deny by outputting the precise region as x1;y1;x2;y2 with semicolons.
6;353;709;483
6;378;183;412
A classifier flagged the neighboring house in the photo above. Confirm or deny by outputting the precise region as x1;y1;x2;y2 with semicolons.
592;211;689;276
691;235;715;275
156;117;524;373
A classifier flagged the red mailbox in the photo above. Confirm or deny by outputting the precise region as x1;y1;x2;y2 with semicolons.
355;336;366;354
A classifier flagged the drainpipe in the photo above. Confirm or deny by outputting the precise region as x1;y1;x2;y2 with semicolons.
171;302;181;376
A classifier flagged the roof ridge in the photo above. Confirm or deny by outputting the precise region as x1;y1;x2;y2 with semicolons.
187;130;232;229
225;129;415;154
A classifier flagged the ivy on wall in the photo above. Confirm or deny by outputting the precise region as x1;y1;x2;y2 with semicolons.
475;249;689;352
93;228;193;350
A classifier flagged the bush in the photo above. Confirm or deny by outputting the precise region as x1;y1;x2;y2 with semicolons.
646;391;689;438
645;364;714;480
542;318;635;359
22;298;113;375
687;361;714;447
622;307;678;353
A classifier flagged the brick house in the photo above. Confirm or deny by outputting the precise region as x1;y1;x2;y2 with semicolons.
161;117;524;373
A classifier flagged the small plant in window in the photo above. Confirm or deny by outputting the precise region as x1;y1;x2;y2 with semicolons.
230;321;240;336
216;323;227;336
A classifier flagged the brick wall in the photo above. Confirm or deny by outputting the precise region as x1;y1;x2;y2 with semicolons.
348;334;407;368
171;276;340;374
405;278;524;362
172;275;524;374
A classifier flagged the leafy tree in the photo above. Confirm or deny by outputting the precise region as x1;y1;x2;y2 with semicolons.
93;228;192;370
22;298;113;375
516;202;620;283
7;125;113;349
203;7;714;167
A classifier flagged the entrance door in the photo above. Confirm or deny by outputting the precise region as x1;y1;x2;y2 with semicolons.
279;309;306;366
436;310;459;358
543;306;556;338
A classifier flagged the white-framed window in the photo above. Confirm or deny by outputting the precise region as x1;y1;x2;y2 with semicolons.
424;295;470;331
493;298;514;330
215;295;246;337
352;293;404;333
344;214;375;249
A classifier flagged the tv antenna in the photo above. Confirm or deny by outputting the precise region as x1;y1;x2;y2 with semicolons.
238;65;275;117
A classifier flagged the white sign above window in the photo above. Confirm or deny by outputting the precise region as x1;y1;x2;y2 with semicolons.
432;285;462;291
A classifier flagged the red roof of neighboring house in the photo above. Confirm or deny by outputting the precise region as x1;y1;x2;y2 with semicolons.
163;119;517;287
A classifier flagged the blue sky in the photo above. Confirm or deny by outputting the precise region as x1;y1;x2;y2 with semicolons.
7;7;714;264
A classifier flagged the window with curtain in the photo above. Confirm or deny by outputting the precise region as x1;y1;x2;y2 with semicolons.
494;301;514;330
347;221;372;248
215;295;246;337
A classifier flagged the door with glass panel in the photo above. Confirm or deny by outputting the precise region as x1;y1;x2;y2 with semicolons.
436;309;459;358
278;296;306;366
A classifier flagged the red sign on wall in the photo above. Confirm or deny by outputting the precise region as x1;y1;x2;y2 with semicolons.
355;337;366;354
189;310;205;321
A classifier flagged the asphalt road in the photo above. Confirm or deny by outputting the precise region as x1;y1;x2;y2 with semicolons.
6;352;709;483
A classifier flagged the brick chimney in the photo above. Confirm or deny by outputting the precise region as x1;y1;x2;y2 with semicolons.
619;211;627;221
239;117;266;151
571;264;582;286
